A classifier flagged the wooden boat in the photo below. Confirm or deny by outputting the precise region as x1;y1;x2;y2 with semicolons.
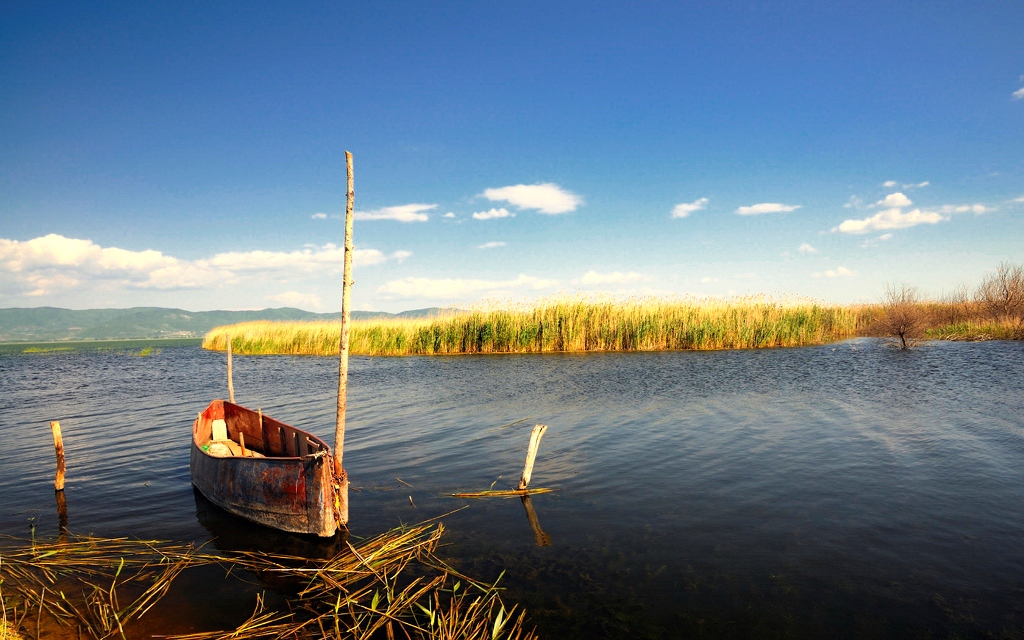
190;399;345;537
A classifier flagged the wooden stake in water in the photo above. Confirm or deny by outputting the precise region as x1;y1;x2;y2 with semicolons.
50;420;66;491
226;333;235;403
335;151;355;479
518;424;548;490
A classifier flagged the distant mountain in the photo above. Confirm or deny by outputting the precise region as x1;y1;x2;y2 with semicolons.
0;306;449;342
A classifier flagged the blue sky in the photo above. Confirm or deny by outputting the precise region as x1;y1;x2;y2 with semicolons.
2;2;1022;312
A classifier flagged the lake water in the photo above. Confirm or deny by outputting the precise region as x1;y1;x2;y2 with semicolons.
2;340;1023;638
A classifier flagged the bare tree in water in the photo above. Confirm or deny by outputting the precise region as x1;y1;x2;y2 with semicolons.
878;283;922;349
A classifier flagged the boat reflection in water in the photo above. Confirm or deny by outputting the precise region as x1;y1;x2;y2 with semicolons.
193;486;348;560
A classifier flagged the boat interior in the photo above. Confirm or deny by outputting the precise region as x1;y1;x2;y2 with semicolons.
195;399;331;460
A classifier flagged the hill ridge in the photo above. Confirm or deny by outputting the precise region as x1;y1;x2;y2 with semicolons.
0;306;447;342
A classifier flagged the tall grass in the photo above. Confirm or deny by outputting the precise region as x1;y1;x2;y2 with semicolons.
203;296;862;356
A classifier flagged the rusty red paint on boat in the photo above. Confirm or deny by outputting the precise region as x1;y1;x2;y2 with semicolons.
189;399;348;537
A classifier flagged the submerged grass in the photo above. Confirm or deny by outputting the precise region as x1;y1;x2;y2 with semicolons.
203;296;861;356
0;524;534;640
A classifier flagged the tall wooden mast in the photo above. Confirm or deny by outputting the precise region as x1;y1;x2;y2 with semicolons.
334;151;354;482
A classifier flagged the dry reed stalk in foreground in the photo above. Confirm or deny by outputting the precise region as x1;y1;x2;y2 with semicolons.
0;523;536;640
203;296;861;356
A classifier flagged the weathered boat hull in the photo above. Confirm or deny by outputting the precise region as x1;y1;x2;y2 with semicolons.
190;400;347;537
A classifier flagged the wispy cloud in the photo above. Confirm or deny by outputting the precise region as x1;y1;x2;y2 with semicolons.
671;198;708;219
0;234;407;297
700;276;718;283
1013;87;1024;100
311;212;328;220
934;204;992;215
355;203;436;222
472;208;515;220
882;180;898;188
378;274;558;299
735;202;801;215
904;181;929;189
798;243;818;254
812;267;856;278
859;233;894;248
482;183;582;214
580;270;643;285
442;212;456;218
266;291;322;309
1014;196;1024;204
478;241;506;249
844;196;864;209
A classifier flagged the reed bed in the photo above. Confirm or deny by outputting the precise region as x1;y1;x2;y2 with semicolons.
0;524;534;640
203;296;861;356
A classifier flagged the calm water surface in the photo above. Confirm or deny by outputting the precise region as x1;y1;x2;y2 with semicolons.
2;340;1023;638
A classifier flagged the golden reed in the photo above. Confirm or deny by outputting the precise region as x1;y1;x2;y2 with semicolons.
203;296;863;356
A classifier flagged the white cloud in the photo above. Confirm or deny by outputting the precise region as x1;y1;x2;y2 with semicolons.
472;208;515;220
442;212;456;218
835;208;945;234
844;196;864;209
0;234;408;297
874;192;912;208
671;198;708;219
882;180;898;188
879;233;893;241
735;203;801;215
1013;87;1024;100
478;241;506;249
267;291;322;309
482;183;582;214
700;276;719;284
580;270;643;285
798;243;818;254
903;181;929;189
1014;196;1024;203
378;274;558;299
311;212;328;220
812;267;857;278
354;203;436;223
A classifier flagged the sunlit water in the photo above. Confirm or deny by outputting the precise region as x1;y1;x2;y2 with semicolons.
2;339;1023;638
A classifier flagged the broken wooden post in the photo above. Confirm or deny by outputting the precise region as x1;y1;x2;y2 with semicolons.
332;150;355;527
50;420;66;491
226;333;235;403
518;424;548;490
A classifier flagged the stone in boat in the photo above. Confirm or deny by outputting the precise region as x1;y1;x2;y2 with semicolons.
190;399;346;537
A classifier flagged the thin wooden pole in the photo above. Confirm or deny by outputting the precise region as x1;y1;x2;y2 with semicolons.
50;420;66;491
226;333;235;403
518;424;548;490
334;150;355;477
